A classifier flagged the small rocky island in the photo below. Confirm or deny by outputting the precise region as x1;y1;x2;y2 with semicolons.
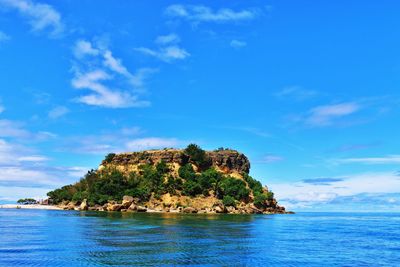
48;144;290;214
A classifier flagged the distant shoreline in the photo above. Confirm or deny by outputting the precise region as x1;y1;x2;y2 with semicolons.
0;204;62;210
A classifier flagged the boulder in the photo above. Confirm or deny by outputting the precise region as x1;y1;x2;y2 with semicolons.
215;206;225;213
122;196;134;208
226;206;236;213
137;206;147;212
128;203;137;211
183;207;198;213
108;204;122;211
79;199;88;211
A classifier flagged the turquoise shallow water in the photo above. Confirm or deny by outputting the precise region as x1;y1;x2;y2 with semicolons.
0;209;399;266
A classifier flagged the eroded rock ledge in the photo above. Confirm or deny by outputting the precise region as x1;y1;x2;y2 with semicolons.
100;149;250;176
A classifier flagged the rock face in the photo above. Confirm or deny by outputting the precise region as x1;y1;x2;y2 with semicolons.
99;149;250;175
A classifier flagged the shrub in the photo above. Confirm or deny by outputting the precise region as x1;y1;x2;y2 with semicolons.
254;193;268;208
222;195;236;207
156;160;169;175
199;168;223;192
182;180;202;196
219;177;250;201
254;192;274;208
243;173;263;195
104;153;116;163
184;144;210;169
178;164;197;181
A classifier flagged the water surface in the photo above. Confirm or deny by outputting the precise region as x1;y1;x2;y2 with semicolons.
0;209;399;266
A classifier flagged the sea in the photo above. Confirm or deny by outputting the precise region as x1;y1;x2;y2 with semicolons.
0;209;399;266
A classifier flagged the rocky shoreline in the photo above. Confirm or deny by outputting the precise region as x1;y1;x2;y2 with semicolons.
58;195;293;214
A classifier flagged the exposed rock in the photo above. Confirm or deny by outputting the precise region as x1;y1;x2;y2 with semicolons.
79;199;88;211
108;204;122;211
100;148;250;175
214;206;225;213
122;195;134;208
137;206;147;212
183;207;198;213
128;203;137;211
226;206;236;213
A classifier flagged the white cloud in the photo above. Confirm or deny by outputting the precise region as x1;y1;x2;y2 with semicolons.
334;155;400;165
275;86;317;101
155;33;180;44
135;45;190;62
103;50;131;77
71;40;153;108
0;0;64;37
126;137;179;151
0;105;4;114
0;120;30;138
165;4;259;23
17;155;49;162
269;171;400;211
73;40;99;58
72;69;150;108
230;39;247;48
258;155;284;163
306;102;360;126
48;106;69;119
0;138;48;165
61;127;144;154
0;31;10;43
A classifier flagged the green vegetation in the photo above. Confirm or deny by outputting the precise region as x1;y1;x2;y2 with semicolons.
183;143;210;169
47;144;274;208
104;153;116;163
17;198;37;204
222;195;236;207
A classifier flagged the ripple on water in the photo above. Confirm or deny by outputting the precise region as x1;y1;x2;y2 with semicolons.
0;210;400;266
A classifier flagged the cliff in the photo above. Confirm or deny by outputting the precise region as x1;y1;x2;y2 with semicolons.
49;145;289;214
99;149;250;177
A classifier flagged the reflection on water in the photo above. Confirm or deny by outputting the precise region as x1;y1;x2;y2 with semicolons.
0;209;399;266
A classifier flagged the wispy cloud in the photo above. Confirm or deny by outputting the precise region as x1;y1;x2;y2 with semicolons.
48;106;69;119
126;137;179;151
0;120;30;138
306;102;360;126
135;45;190;63
302;177;344;185
0;30;10;43
0;0;64;37
73;40;99;58
334;155;400;165
71;40;153;108
0;105;4;114
275;86;317;101
230;39;247;49
155;33;180;45
258;154;284;163
71;70;149;108
165;4;260;23
270;171;400;211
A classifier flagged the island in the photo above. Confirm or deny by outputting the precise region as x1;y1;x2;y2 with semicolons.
47;144;291;214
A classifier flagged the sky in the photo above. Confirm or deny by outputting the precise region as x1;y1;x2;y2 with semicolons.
0;0;400;211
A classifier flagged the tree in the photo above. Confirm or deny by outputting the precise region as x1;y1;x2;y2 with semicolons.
219;177;250;201
243;173;263;195
178;164;197;181
182;180;202;196
184;144;210;169
104;153;116;163
222;195;236;207
17;198;37;205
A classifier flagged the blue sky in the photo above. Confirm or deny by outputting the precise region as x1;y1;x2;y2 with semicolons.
1;0;400;211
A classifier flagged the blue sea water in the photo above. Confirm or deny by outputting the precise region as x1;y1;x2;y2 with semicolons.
0;210;399;266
